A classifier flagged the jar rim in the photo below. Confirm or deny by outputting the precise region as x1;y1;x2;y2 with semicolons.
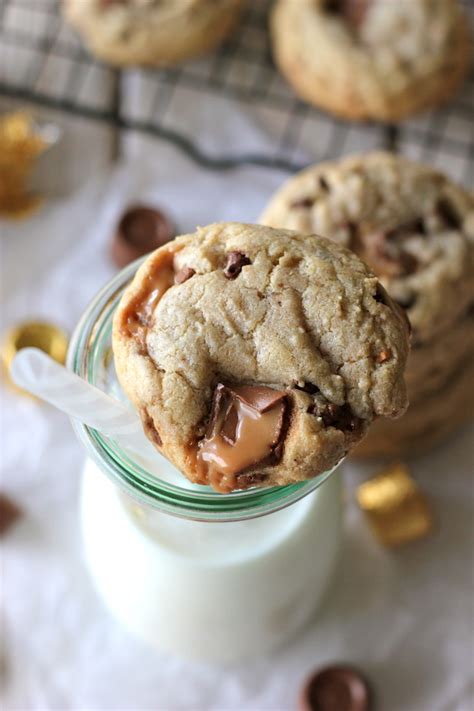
67;261;337;522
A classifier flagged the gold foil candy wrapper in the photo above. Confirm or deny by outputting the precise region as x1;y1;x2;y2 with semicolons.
0;111;60;219
357;463;434;547
2;321;69;396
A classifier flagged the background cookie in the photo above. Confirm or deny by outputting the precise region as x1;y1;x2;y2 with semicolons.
270;0;471;121
113;222;409;491
64;0;247;67
261;152;474;457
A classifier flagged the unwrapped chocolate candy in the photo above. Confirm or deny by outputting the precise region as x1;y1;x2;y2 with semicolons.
111;205;175;268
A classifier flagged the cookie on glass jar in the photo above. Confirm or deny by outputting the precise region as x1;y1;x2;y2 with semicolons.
64;0;247;67
113;222;410;491
261;152;474;457
270;0;471;121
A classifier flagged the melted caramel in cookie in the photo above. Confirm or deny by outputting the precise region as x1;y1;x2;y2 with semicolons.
194;384;287;493
121;246;181;348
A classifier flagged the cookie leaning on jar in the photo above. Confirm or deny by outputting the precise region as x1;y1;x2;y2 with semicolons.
63;0;247;67
270;0;471;121
261;152;474;457
113;222;410;492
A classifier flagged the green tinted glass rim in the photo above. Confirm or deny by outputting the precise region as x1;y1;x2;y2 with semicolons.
67;261;337;521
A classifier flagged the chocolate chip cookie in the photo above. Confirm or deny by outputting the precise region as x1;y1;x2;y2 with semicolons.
64;0;246;67
113;222;409;492
270;0;471;121
261;152;474;456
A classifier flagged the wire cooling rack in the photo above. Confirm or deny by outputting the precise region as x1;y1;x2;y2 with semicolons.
0;0;473;182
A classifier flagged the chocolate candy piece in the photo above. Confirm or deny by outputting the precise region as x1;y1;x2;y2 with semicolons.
174;267;195;285
373;283;390;305
223;251;251;280
300;665;372;711
198;383;288;492
437;198;461;230
357;463;434;547
0;494;21;536
111;205;175;269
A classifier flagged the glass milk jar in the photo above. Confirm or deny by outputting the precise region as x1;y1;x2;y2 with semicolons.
68;264;343;664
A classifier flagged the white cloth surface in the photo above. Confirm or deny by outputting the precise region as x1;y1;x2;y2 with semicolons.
1;136;474;711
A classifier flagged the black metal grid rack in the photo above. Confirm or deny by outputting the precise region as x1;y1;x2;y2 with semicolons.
0;0;473;182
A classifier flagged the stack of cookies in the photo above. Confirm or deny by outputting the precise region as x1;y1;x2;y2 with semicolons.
261;152;474;457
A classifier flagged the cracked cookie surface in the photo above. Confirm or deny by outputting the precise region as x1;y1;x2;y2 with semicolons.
261;152;474;456
270;0;471;121
113;222;409;491
64;0;246;67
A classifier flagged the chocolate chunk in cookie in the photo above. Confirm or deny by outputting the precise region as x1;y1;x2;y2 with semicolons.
174;266;195;285
198;383;288;491
223;251;251;279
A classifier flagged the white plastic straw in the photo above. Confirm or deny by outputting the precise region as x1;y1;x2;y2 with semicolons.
10;348;148;453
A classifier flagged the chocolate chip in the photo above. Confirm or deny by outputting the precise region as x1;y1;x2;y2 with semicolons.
290;197;314;209
324;0;343;11
319;176;330;192
324;0;371;28
386;217;426;239
111;205;175;269
300;665;372;711
399;250;419;275
408;217;426;235
223;251;251;280
437;198;461;230
0;494;21;536
174;267;195;285
373;283;390;305
295;382;320;395
356;227;420;278
321;403;360;432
